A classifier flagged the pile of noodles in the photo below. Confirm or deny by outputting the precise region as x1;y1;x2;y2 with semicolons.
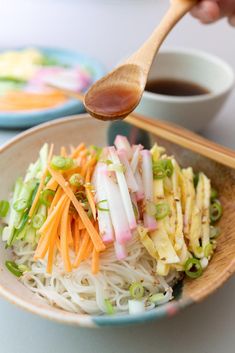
12;234;180;314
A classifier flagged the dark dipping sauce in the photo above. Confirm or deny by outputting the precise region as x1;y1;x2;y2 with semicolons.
145;79;210;97
85;85;140;119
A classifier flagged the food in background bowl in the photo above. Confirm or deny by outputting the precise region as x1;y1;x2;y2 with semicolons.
0;136;222;315
0;48;92;111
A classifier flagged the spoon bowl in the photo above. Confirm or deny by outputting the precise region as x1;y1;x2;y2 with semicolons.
84;64;145;120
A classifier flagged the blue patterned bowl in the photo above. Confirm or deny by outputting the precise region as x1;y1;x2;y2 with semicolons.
0;47;105;128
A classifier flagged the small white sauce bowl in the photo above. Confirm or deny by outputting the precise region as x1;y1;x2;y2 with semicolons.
135;48;234;131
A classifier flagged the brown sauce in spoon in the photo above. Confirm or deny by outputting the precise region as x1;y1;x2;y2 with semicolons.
85;85;140;120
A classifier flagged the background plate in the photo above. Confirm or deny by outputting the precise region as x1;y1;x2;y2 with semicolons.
0;47;105;129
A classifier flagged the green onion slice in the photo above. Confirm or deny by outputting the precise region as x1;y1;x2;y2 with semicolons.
97;200;109;212
104;299;115;315
40;189;55;206
50;156;74;171
5;261;23;277
69;173;83;187
152;159;173;180
129;282;145;299
44;175;51;185
184;258;203;279
209;226;220;239
210;188;218;201
204;243;213;258
210;199;222;223
0;200;10;217
32;214;46;229
13;198;28;212
155;202;170;220
149;293;165;304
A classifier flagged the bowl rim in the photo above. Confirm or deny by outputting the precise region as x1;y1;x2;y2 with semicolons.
143;47;235;103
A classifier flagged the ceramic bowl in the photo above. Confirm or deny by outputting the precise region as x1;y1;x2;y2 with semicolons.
135;48;234;131
0;114;235;327
0;47;105;129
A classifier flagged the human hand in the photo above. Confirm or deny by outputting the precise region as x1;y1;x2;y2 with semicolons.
191;0;235;26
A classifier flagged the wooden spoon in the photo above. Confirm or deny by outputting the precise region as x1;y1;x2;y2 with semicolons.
84;0;197;121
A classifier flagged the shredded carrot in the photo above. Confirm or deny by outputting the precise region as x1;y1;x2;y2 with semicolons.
67;214;74;248
60;198;72;272
86;188;96;219
78;218;86;230
92;248;100;274
45;178;58;191
73;231;90;268
64;166;82;179
46;227;58;273
70;143;86;158
60;146;67;157
81;155;97;178
82;239;93;260
56;235;61;253
48;187;63;214
28;143;54;217
48;166;105;252
73;219;80;254
39;193;67;235
34;198;66;260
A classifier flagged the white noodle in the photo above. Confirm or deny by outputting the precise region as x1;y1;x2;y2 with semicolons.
13;235;180;315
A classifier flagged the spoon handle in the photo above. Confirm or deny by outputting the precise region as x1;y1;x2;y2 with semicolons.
126;0;197;74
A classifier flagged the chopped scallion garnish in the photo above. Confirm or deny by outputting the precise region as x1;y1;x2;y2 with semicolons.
129;282;145;299
5;261;23;277
152;159;173;180
13;198;28;212
40;189;55;207
209;226;220;239
104;299;115;315
50;156;74;171
32;214;46;229
184;258;203;279
204;243;213;258
69;173;83;187
0;200;10;217
210;188;218;201
149;293;165;304
155;202;170;220
210;199;222;223
97;200;109;212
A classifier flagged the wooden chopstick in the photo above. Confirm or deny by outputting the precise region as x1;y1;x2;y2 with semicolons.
46;84;85;101
126;114;235;169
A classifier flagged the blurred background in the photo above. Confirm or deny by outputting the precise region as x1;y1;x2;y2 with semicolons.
2;0;235;69
1;0;235;145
